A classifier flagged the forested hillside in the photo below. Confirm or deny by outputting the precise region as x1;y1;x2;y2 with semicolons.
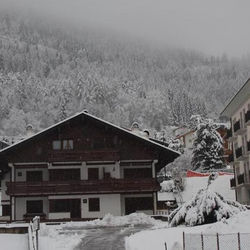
0;11;249;136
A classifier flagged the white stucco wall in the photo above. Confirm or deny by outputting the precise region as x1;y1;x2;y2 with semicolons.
15;197;49;220
48;194;122;219
15;168;49;182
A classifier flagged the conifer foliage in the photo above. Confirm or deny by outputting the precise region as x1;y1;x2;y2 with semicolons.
191;116;225;171
169;173;246;227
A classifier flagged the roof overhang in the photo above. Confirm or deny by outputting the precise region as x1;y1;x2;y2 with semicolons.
221;78;250;118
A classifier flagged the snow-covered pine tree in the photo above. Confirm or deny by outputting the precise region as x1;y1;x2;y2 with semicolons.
191;116;225;171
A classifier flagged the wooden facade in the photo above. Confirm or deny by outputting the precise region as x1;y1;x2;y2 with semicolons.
0;111;179;221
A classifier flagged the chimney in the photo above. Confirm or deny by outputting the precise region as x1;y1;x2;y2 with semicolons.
131;122;140;133
26;124;34;137
143;129;150;138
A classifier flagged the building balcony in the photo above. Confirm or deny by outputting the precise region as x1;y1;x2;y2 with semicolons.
48;150;120;162
233;120;246;136
230;178;236;189
233;120;240;133
245;110;250;125
226;128;235;142
228;153;234;164
6;178;160;196
235;147;243;160
237;174;245;185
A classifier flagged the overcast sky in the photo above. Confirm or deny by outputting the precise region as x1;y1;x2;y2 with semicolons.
2;0;250;57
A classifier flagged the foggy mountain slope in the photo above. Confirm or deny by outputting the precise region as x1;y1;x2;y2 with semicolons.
0;12;249;136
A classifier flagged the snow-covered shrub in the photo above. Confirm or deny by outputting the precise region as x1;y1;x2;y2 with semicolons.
169;188;246;227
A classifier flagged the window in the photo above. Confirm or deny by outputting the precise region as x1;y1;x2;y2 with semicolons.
49;199;70;212
63;140;73;150
53;140;61;150
26;200;43;214
88;168;99;180
49;169;80;181
2;205;10;216
26;171;43;182
52;140;74;150
88;198;100;212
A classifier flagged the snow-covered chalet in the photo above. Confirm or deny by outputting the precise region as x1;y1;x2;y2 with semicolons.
0;111;179;221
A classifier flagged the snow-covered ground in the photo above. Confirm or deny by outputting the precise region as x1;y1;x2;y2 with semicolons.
125;210;250;250
0;213;161;250
159;175;235;202
0;234;28;250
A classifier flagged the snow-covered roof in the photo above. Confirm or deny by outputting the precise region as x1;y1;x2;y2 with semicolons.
221;78;250;117
0;111;181;156
158;174;235;202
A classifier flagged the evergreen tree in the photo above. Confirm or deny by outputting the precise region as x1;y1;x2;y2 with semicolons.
191;116;225;171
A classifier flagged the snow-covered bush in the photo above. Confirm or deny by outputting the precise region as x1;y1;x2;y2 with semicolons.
169;188;246;227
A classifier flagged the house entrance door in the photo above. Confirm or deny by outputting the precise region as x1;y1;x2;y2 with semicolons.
70;199;81;219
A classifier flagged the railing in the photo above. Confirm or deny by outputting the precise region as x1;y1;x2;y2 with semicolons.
6;178;160;196
245;110;250;123
48;150;120;162
233;120;240;133
183;232;250;250
235;147;243;159
230;178;236;188
237;174;244;185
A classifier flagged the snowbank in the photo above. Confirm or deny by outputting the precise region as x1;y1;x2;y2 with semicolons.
39;223;82;250
126;210;250;250
64;213;162;228
0;234;28;250
159;175;235;202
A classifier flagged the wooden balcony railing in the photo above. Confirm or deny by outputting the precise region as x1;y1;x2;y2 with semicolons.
48;150;120;162
233;120;240;133
6;178;160;196
235;147;243;159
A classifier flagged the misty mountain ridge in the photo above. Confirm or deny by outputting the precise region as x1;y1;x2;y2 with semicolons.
0;12;249;137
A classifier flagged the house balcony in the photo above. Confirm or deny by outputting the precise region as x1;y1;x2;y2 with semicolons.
6;178;160;196
245;110;250;126
48;150;120;162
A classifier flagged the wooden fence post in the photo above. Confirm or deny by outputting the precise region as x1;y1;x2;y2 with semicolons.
217;233;220;250
238;232;241;250
201;233;204;250
183;232;185;250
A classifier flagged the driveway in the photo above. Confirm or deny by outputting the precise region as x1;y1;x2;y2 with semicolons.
70;225;150;250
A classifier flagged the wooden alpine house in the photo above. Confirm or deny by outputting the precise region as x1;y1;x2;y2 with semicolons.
0;111;179;221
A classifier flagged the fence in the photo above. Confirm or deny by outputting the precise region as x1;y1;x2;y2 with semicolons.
183;232;250;250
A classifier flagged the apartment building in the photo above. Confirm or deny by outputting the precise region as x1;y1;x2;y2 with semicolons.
221;79;250;204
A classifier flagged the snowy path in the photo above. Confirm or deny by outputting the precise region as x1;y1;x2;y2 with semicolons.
72;225;150;250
